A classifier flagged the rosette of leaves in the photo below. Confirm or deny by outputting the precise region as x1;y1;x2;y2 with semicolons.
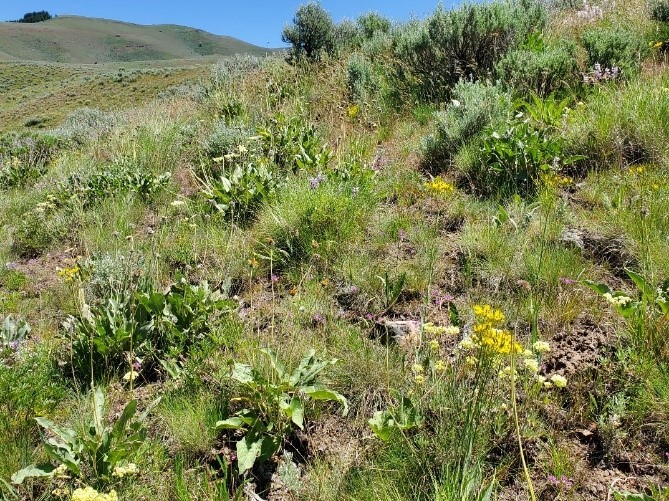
216;349;348;474
12;387;157;486
202;162;277;222
1;315;30;351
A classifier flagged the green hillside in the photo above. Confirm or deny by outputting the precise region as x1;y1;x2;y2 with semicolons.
0;15;271;63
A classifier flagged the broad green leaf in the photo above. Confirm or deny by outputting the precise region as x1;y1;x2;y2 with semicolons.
395;397;421;429
35;418;78;446
303;385;349;416
289;397;304;430
112;400;137;438
236;433;263;475
11;464;56;484
231;363;254;384
215;415;254;430
582;280;610;296
626;269;654;299
368;410;394;442
92;387;105;436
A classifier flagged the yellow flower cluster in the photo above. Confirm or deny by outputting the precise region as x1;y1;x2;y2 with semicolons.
423;322;460;337
57;266;80;283
541;173;573;188
113;462;138;478
71;487;118;501
471;305;521;356
424;177;455;195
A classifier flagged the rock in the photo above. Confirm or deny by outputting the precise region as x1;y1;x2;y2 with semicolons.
373;320;420;347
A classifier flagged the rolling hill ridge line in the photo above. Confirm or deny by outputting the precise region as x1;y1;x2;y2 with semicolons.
0;15;274;63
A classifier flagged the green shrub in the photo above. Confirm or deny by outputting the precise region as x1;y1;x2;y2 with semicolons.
582;27;646;75
358;12;392;40
421;81;511;172
496;40;581;97
201;162;278;223
60;162;171;209
347;53;376;101
258;113;331;173
390;0;546;103
63;278;235;382
282;2;336;62
651;0;669;22
55;108;119;145
12;197;71;258
203;122;253;161
0;132;63;190
216;349;347;475
468;97;583;196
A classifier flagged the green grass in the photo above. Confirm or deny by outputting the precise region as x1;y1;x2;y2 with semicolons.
3;1;669;500
0;16;272;64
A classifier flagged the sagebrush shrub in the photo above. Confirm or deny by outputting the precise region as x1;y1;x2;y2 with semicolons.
347;53;376;101
282;2;336;62
390;0;546;103
421;81;511;173
651;0;669;22
496;41;580;97
582;27;646;75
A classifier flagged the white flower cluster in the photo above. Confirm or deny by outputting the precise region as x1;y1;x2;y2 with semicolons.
113;462;138;478
603;292;633;307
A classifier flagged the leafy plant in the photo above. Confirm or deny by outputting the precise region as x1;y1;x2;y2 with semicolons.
421;81;511;172
282;2;336;62
651;0;669;22
64;278;235;381
378;271;408;313
258;113;331;173
12;387;155;486
0;316;30;350
369;395;422;441
201;163;278;222
216;349;348;474
496;40;580;97
582;28;646;76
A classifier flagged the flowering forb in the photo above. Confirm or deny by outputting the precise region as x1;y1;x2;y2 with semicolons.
523;358;539;373
71;487;118;501
470;305;521;356
423;322;460;337
533;341;550;354
550;374;567;388
113;462;138;478
57;266;80;282
424;177;455;195
603;292;633;307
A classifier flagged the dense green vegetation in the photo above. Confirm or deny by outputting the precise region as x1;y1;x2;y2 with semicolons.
2;0;669;499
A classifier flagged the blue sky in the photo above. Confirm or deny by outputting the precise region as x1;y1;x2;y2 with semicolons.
1;1;464;47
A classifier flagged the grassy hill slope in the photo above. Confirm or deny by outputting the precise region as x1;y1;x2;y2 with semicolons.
0;15;271;63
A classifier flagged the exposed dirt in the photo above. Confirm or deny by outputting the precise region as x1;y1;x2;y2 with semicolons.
542;316;616;376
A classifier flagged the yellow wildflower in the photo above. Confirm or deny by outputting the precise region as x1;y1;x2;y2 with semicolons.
57;266;80;283
113;462;138;478
533;341;550;354
550;374;567;388
414;374;425;385
71;486;118;501
473;304;505;323
412;363;424;374
429;339;440;351
435;360;447;372
523;358;539;373
425;177;455;195
465;355;478;367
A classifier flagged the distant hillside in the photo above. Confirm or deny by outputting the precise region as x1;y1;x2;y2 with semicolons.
0;15;271;63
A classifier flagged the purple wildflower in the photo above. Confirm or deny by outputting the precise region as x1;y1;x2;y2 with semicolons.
309;174;326;190
132;361;142;371
271;274;279;284
312;313;326;325
548;475;558;486
559;277;576;285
